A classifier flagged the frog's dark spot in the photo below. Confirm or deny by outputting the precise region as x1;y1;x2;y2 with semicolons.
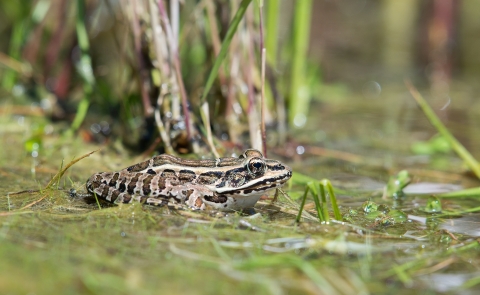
161;169;177;179
178;170;196;183
216;180;226;188
227;173;246;188
268;163;285;171
109;173;119;186
197;171;223;185
204;194;228;203
142;175;154;195
127;161;150;172
127;174;140;194
123;194;132;203
101;186;109;197
110;190;120;202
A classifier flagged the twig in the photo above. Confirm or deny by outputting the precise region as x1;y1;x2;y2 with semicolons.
131;0;154;116
0;51;31;76
0;211;35;217
245;7;261;149
19;150;98;210
154;84;174;154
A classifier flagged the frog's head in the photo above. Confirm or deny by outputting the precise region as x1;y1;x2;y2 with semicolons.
213;149;292;196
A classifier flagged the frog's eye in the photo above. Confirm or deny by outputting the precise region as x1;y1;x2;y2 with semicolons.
246;157;266;176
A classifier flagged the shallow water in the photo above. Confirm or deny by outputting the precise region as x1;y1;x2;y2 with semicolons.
1;86;480;294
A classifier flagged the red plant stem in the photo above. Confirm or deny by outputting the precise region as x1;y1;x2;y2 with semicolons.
53;46;74;100
22;19;46;67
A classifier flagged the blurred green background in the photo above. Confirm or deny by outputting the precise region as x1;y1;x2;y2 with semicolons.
1;0;479;154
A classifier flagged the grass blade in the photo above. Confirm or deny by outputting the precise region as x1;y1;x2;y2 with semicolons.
69;0;95;135
322;179;342;220
289;0;313;125
406;80;480;179
200;0;252;104
438;187;480;198
265;0;280;65
309;182;325;222
295;185;310;223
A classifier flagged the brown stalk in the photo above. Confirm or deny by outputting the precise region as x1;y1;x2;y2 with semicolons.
131;0;154;116
226;34;241;143
148;0;174;153
0;211;34;217
267;68;287;144
0;106;44;116
158;0;193;142
259;2;267;157
245;7;261;150
155;85;174;154
148;0;171;79
0;51;30;76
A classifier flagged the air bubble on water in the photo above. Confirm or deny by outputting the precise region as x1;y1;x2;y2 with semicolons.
296;145;305;155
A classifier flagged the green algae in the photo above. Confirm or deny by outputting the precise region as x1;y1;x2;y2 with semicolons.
1;109;480;295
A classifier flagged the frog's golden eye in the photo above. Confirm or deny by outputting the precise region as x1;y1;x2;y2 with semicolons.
246;157;266;176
